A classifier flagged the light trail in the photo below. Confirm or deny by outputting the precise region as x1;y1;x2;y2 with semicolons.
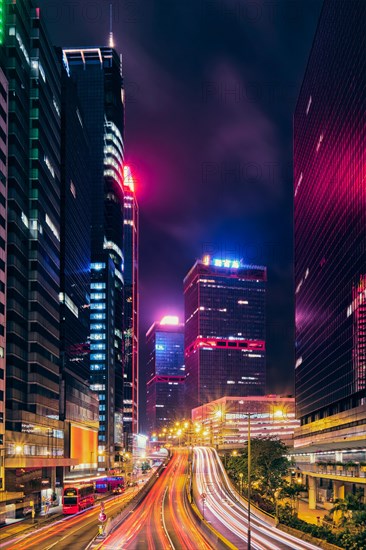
1;490;133;550
194;447;321;550
101;451;213;550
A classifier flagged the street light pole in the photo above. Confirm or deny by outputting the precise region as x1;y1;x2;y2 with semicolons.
247;412;251;550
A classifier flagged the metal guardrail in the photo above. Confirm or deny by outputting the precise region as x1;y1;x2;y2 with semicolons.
297;463;366;478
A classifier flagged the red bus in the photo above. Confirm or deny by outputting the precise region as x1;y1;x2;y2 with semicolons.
62;484;95;514
95;476;125;494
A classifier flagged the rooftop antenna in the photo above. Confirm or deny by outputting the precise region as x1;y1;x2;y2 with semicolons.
109;3;114;48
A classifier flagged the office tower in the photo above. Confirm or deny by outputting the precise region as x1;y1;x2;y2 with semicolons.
62;47;125;470
146;316;185;432
59;61;99;477
122;166;138;443
294;0;366;461
184;256;266;411
0;66;7;501
3;1;72;503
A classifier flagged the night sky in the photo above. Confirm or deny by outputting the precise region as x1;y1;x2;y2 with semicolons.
38;0;322;407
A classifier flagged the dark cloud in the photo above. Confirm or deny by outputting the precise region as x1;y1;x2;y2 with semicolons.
38;0;323;416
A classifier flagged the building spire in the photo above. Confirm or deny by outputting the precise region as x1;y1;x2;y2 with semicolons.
109;3;114;48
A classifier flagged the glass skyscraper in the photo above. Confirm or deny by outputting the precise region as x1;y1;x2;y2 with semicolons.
146;317;185;432
63;47;125;470
0;65;7;502
184;256;266;411
294;1;366;449
59;56;99;478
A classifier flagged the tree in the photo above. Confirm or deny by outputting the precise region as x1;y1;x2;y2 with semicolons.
226;437;290;503
280;482;303;515
330;491;366;527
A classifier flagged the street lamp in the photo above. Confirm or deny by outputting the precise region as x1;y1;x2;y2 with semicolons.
239;472;243;497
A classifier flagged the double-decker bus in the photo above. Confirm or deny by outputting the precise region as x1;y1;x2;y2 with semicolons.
62;484;95;514
95;476;125;494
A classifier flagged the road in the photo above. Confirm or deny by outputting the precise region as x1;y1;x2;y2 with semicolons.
194;447;321;550
0;486;141;550
100;450;213;550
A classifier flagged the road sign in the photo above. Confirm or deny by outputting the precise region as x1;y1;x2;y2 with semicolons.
201;493;207;499
98;512;107;522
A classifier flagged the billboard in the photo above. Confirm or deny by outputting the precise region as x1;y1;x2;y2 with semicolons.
70;425;98;467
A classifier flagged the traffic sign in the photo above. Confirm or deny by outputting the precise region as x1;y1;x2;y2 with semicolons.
98;512;107;522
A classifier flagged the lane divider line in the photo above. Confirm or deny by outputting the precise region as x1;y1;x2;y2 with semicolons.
161;486;175;550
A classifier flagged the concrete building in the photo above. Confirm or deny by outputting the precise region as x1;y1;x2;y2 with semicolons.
192;395;299;449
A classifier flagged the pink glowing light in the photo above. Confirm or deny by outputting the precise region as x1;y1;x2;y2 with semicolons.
160;315;179;326
123;165;135;192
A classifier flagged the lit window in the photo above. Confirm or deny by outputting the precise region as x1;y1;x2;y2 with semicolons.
90;354;106;361
91;313;106;320
306;95;312;115
70;180;76;198
91;283;106;290
45;213;60;241
91;263;106;271
90;303;105;310
91;293;106;300
90;343;106;351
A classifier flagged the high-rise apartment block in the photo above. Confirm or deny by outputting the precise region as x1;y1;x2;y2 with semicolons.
184;256;266;411
146;316;185;432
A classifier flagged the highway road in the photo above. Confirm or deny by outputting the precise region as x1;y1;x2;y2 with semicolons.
194;447;321;550
0;485;141;550
100;450;213;550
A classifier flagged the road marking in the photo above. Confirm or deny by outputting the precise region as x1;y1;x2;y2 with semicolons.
161;486;175;550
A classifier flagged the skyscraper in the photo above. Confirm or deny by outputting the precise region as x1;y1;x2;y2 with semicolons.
122;166;138;443
59;58;99;478
3;1;74;503
184;256;266;411
62;47;125;470
0;65;7;500
146;316;185;432
294;1;366;451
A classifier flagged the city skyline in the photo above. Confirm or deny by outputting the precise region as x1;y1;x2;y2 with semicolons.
0;1;365;548
37;0;323;396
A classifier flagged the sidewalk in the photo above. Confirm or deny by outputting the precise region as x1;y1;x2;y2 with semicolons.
0;504;63;541
297;499;329;525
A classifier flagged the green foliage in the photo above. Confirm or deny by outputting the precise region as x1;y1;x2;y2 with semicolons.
227;437;290;503
141;461;151;472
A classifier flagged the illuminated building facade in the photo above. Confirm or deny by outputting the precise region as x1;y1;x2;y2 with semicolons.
0;66;7;500
59;59;99;477
146;316;185;432
62;47;125;470
294;0;366;440
122;166;139;444
192;396;298;449
2;1;74;505
184;257;266;411
294;0;366;507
